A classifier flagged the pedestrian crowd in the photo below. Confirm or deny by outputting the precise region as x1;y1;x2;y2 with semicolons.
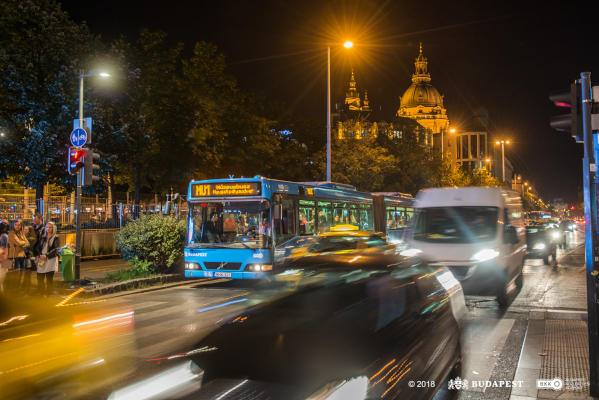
0;213;60;295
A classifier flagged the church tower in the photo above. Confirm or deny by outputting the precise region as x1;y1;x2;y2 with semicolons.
344;69;362;111
337;69;375;139
397;43;450;150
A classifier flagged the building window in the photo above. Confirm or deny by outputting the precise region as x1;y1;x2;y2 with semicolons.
470;134;477;159
461;136;468;160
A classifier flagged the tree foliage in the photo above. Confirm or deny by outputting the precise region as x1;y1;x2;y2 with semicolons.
0;0;94;196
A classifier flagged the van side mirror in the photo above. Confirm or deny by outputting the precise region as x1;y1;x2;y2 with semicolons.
504;226;519;244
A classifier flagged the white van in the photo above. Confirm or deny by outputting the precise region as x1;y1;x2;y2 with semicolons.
409;187;526;307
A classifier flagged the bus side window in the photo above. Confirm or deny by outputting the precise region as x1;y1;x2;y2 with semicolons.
276;199;297;243
299;204;316;235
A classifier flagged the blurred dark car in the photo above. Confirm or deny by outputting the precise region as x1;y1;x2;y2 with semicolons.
0;293;136;399
111;254;464;400
560;219;576;232
525;222;557;264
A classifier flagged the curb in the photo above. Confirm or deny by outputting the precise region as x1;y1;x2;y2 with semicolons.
529;308;588;321
87;277;228;300
80;274;186;296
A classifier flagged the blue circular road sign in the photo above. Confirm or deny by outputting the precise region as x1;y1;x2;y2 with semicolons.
70;128;88;147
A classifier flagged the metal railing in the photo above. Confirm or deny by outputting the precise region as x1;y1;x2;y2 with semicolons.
0;194;187;233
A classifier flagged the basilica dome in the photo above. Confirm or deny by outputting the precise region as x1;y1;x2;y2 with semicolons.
398;43;444;109
400;82;443;108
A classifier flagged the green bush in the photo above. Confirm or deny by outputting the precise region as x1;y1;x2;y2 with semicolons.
116;214;186;270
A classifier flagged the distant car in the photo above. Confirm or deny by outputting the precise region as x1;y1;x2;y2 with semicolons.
560;219;575;232
525;222;557;264
111;254;464;400
0;293;136;399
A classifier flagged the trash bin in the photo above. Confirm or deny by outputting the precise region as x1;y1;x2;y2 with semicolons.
61;248;75;282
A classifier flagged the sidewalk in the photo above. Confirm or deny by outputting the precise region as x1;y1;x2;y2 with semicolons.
54;257;129;283
511;244;593;399
1;257;129;292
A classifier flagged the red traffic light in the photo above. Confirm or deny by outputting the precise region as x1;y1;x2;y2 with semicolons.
68;147;86;175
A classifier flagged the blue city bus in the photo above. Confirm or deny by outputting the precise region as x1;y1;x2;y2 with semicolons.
372;192;415;245
184;177;377;279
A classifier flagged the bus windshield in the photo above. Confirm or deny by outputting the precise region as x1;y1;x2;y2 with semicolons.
188;200;272;249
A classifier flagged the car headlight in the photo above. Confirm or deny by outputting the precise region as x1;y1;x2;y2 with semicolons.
185;262;200;270
552;231;560;239
471;248;500;263
246;263;272;272
306;376;369;400
533;242;546;250
399;248;422;257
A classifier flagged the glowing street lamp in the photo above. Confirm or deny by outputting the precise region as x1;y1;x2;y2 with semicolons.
494;139;511;182
443;128;457;158
327;41;353;182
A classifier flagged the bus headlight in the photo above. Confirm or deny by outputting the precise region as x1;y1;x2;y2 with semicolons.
552;231;561;239
246;264;272;272
185;262;200;270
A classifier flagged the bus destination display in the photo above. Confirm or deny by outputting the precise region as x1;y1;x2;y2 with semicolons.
192;182;262;197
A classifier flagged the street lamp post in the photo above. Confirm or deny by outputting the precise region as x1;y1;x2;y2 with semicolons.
444;128;456;158
75;69;110;280
326;46;331;182
495;139;510;182
326;40;353;182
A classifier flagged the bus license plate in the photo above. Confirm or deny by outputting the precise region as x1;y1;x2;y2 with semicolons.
214;272;232;278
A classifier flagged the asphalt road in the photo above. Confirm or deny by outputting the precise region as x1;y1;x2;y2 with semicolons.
97;228;587;399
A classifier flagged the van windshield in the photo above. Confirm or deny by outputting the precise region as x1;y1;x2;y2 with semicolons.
413;207;498;243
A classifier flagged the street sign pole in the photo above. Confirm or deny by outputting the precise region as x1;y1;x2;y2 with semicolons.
581;71;599;397
74;71;84;281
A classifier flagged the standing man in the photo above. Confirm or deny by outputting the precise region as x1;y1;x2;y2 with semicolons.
32;213;44;255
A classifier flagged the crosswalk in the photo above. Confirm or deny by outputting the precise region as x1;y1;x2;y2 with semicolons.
106;285;252;361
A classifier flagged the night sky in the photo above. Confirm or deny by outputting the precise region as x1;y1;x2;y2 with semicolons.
60;0;598;204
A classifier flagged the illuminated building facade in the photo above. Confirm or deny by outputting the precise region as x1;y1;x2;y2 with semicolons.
397;43;449;151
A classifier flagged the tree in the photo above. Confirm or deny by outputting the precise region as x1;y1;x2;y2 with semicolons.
0;0;95;203
426;153;467;188
92;31;193;205
331;137;395;191
466;168;501;187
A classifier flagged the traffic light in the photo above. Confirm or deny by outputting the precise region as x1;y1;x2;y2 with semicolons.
83;148;100;186
549;81;583;143
68;147;86;175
